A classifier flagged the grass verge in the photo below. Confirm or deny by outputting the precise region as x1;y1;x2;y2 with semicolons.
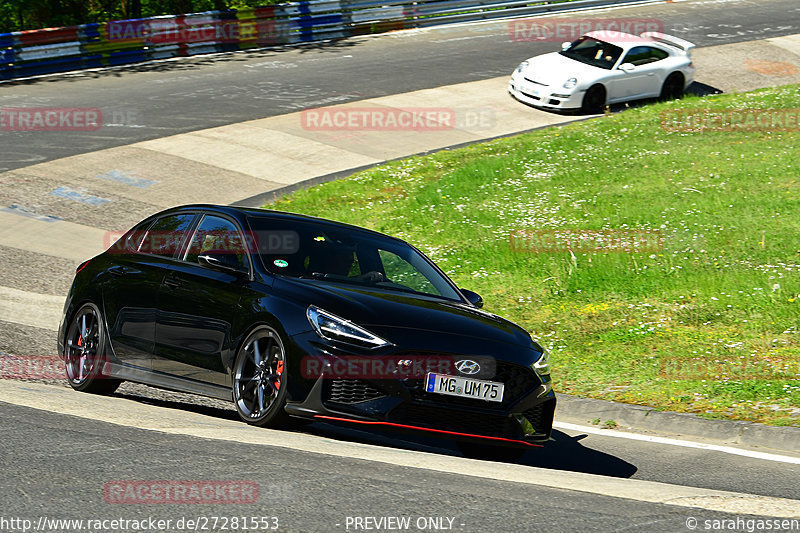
265;86;800;426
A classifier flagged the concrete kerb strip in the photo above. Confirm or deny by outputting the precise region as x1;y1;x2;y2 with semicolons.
0;380;798;518
556;394;800;456
231;115;596;208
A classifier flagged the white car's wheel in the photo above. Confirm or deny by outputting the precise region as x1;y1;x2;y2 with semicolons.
660;73;685;101
581;85;606;114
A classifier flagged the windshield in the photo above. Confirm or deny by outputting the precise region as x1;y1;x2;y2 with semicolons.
246;216;463;301
559;36;623;70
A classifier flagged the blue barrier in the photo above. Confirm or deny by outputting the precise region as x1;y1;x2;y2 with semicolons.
0;0;662;81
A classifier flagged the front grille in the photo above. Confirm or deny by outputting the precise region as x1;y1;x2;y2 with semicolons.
524;77;548;86
523;404;546;433
390;404;520;439
326;379;387;404
522;398;556;439
407;361;540;410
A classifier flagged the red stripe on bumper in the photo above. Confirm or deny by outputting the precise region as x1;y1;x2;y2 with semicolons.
313;415;543;448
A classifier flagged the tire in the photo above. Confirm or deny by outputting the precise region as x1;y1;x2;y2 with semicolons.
232;326;290;428
64;303;121;394
581;85;606;114
660;73;685;101
457;441;527;462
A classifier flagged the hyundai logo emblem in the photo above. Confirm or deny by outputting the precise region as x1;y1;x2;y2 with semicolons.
455;359;481;375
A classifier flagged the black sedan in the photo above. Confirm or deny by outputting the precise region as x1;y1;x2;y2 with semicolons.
58;204;555;459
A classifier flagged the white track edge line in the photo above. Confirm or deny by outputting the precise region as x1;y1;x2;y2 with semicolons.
554;422;800;465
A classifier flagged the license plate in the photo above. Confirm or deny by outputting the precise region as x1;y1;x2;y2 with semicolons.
523;84;538;96
425;373;504;403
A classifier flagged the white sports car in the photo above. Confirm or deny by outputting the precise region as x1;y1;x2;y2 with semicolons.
509;31;696;113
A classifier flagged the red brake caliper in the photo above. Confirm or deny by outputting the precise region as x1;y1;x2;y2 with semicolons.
274;360;284;390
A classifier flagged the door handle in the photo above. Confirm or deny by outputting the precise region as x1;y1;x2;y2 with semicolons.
109;266;136;277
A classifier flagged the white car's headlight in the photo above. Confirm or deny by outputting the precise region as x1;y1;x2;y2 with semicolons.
563;77;578;90
515;61;529;74
307;306;391;348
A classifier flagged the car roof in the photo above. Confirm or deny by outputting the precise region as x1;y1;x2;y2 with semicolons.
582;31;665;51
151;204;405;243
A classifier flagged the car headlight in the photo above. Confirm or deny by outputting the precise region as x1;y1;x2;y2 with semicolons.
307;306;391;348
531;349;550;377
515;61;528;74
563;77;578;90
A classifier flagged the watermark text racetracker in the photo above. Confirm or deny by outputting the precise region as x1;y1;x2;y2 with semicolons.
0;354;71;380
103;229;301;256
509;229;664;254
661;108;800;132
0;515;280;532
107;19;273;44
104;480;259;504
1;107;143;132
509;17;664;42
301;354;495;380
300;107;495;131
0;107;102;132
661;356;800;381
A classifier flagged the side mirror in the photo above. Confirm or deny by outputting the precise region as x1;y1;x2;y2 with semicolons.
460;289;484;308
561;41;571;51
619;62;635;72
198;251;248;275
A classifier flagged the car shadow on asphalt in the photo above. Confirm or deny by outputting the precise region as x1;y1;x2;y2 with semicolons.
301;423;639;478
519;430;637;477
604;81;724;115
522;81;724;117
111;389;637;479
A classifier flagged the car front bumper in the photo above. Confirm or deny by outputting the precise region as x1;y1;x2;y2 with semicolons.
284;331;556;447
285;373;556;447
508;75;584;110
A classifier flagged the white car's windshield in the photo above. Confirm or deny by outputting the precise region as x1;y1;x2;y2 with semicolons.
559;36;623;70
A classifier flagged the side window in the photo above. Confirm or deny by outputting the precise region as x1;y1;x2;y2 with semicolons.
124;227;147;252
623;46;668;66
184;215;248;269
649;48;668;62
111;222;148;254
138;214;196;257
378;249;439;296
305;238;361;278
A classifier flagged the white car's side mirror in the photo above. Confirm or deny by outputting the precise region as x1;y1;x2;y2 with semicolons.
619;63;635;72
561;41;571;51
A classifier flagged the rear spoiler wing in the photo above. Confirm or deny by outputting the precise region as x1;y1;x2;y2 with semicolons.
640;32;696;53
